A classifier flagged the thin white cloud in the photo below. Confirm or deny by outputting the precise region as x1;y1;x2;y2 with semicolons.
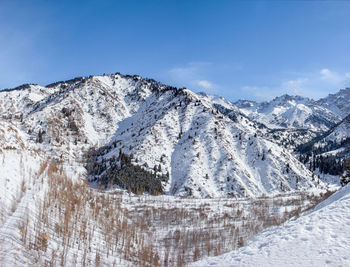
196;80;212;89
242;86;278;101
242;68;350;101
167;62;216;93
320;68;344;83
168;62;211;81
282;78;308;96
320;68;331;77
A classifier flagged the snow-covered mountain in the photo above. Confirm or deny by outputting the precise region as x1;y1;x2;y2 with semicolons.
231;90;350;156
0;72;346;266
234;94;341;131
316;87;350;118
0;73;323;198
297;113;350;177
192;184;350;267
323;114;350;144
199;93;324;151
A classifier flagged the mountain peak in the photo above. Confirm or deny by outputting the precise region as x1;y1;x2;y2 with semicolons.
234;92;339;131
271;94;309;104
316;87;350;118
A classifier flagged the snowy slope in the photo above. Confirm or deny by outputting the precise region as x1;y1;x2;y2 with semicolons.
0;120;42;224
298;114;350;159
293;119;349;180
86;86;322;198
192;184;350;267
0;74;163;159
309;114;350;172
323;114;350;143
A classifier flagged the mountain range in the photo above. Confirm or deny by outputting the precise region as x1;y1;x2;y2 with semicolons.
1;73;350;198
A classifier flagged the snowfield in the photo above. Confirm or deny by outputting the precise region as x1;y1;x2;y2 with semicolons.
192;184;350;267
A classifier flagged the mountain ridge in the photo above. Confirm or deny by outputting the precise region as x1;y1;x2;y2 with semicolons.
0;73;326;197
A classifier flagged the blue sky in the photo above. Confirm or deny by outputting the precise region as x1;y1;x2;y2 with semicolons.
1;0;350;101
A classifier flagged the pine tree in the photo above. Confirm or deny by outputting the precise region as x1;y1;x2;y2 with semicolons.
37;129;43;143
340;158;350;187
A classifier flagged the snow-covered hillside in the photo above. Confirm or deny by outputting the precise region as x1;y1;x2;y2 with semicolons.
93;86;322;197
296;113;350;178
192;184;350;267
0;73;323;198
323;114;350;144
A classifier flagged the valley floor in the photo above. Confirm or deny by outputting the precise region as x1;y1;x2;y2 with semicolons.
0;157;332;266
